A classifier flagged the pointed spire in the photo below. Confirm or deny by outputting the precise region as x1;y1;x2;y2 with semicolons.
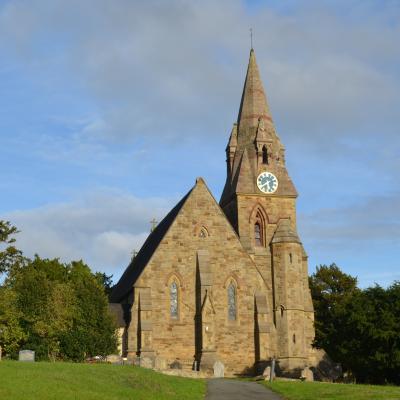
271;219;301;244
237;49;272;133
226;123;238;149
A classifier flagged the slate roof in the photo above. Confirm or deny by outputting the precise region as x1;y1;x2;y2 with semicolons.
109;188;192;303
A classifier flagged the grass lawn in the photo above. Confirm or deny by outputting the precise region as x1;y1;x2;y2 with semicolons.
0;361;206;400
262;380;400;400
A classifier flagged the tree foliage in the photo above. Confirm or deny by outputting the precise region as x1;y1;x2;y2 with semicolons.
0;220;23;275
0;287;26;356
0;220;117;361
4;256;118;361
310;264;400;384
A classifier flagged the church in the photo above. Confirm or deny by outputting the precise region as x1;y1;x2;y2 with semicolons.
110;49;317;377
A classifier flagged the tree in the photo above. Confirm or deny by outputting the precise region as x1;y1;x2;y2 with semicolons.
309;263;358;351
60;261;117;361
0;220;23;275
339;283;400;384
7;256;117;361
310;264;400;384
95;272;114;298
0;287;26;357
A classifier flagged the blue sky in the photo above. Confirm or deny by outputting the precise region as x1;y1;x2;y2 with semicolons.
0;0;399;287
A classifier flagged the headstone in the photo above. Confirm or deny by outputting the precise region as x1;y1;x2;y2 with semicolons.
213;360;224;378
170;359;182;369
19;350;35;362
140;357;153;369
263;366;271;381
301;366;314;381
106;354;122;364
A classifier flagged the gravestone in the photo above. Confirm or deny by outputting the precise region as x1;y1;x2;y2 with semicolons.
19;350;35;362
301;366;314;381
262;366;271;380
106;354;122;364
140;357;153;369
213;360;224;378
170;359;182;369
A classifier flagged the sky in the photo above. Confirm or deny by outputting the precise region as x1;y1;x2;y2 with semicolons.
0;0;399;287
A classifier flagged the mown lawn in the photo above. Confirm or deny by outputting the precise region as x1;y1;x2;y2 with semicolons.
0;361;206;400
262;380;400;400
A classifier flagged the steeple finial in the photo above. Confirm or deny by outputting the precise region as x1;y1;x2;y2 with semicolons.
250;28;253;50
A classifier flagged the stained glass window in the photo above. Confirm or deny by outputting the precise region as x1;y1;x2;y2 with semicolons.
228;283;237;321
255;222;262;246
170;281;178;319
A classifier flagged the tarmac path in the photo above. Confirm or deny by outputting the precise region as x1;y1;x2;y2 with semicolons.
205;379;283;400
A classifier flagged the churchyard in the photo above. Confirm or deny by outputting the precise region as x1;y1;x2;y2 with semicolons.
1;360;400;400
263;381;400;400
0;361;206;400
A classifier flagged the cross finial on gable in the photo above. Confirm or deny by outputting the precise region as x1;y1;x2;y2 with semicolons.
150;218;158;232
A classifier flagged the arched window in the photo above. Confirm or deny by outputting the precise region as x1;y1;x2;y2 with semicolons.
262;145;268;164
199;226;209;238
170;281;179;319
228;282;237;321
255;223;262;246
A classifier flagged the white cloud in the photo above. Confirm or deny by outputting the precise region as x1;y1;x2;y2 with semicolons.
5;190;174;278
0;0;398;143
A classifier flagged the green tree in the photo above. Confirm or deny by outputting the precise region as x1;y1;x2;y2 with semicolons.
0;220;23;275
60;261;117;361
95;272;114;298
309;263;358;352
7;256;117;361
0;287;26;357
339;283;400;384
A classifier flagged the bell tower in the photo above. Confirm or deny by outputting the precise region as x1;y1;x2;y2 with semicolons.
220;49;315;374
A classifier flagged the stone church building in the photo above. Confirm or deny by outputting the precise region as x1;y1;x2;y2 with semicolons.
110;49;316;377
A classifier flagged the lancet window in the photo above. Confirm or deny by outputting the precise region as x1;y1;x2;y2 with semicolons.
262;145;268;164
227;282;237;321
170;281;179;319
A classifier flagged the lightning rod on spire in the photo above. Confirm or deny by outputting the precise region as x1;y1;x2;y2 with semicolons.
250;28;253;49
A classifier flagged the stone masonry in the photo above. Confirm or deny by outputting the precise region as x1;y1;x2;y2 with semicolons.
110;49;316;377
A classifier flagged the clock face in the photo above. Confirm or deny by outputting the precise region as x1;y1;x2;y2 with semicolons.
257;172;278;194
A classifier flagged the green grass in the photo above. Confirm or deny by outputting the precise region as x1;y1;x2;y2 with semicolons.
262;380;400;400
0;361;206;400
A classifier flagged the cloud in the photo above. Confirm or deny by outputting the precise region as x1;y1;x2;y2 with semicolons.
4;190;175;278
0;0;399;144
299;193;400;246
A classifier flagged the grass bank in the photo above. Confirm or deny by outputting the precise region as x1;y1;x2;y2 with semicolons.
0;361;206;400
262;380;400;400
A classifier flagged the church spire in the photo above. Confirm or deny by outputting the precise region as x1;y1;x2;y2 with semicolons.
220;48;297;207
237;49;272;135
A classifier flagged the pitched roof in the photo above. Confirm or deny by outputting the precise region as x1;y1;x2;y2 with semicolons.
109;188;192;302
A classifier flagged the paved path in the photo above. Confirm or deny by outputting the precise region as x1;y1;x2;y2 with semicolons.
206;379;283;400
